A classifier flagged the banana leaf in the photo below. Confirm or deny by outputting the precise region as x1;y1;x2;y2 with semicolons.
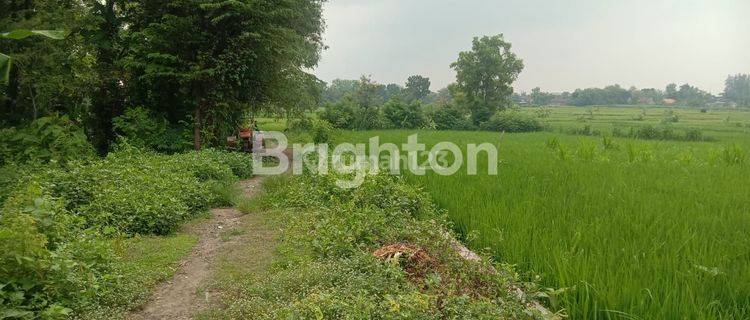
0;29;67;84
0;29;68;40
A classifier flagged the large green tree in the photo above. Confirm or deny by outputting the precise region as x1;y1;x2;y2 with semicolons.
0;1;90;127
450;34;523;124
122;0;326;150
1;0;326;152
405;75;431;102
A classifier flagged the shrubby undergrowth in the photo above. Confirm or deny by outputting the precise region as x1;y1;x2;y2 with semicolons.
567;124;711;142
0;115;96;166
480;111;542;133
207;171;548;319
0;147;252;318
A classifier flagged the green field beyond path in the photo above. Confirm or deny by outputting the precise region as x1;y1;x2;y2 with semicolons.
334;107;750;319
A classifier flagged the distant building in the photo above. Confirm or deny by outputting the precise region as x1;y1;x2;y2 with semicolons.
662;98;677;105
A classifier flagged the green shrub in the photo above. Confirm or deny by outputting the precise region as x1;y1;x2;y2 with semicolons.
112;107;167;149
0;186;116;319
0;115;95;166
320;102;390;130
480;111;542;132
1;148;251;317
112;107;192;153
20;148;250;236
661;109;680;123
684;128;704;142
208;171;542;319
311;119;333;144
382;100;426;129
0;163;34;204
320;102;357;129
429;106;475;131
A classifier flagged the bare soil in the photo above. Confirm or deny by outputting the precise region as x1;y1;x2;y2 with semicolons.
128;177;267;320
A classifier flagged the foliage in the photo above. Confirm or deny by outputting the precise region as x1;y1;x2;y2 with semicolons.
310;119;333;144
382;100;426;129
0;185;116;319
0;114;95;166
0;29;67;84
429;105;475;131
0;148;251;318
112;107;169;151
661;109;680;123
724;74;750;106
2;0;327;152
205;172;544;319
323;77;406;106
319;102;357;129
614;125;709;142
451;34;524;124
404;75;431;102
480;111;542;132
570;85;631;106
530;87;553;106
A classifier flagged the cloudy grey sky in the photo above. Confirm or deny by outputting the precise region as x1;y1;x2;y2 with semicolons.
313;0;750;94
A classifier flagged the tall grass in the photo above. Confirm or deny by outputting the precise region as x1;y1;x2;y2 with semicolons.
335;130;750;319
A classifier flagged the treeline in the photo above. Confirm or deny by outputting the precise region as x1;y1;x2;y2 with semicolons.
515;74;750;108
1;0;326;155
319;35;541;133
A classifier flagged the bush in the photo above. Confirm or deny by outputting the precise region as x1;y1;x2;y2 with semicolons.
320;102;357;129
210;171;543;319
320;102;390;130
429;106;475;131
112;107;191;153
0;115;95;166
382;100;426;129
0;186;116;318
311;119;333;144
480;111;542;132
661;109;680;123
0;148;252;318
21;148;251;236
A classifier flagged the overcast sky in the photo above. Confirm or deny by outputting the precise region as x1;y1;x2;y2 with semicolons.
313;0;750;94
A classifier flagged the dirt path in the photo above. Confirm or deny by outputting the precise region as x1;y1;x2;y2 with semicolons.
129;177;267;320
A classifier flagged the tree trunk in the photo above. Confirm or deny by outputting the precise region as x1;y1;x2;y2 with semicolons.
194;106;202;150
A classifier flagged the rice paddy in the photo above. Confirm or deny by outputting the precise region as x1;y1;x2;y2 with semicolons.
333;106;750;319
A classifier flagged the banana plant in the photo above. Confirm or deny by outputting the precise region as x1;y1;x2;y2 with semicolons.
1;29;68;84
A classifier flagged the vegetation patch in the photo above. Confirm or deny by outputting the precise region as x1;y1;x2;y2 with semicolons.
203;172;549;319
0;148;251;318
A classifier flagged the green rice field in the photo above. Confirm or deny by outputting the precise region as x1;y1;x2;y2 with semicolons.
333;106;750;319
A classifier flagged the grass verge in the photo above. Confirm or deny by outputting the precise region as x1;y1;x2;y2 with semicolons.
79;234;198;319
201;172;550;319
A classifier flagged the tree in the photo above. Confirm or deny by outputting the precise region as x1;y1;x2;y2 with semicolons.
122;0;326;150
1;30;67;84
530;87;553;106
382;99;425;129
570;85;631;106
1;0;84;127
382;83;403;102
724;74;750;106
665;83;678;99
676;84;711;107
450;34;524;124
405;75;431;102
324;79;359;104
